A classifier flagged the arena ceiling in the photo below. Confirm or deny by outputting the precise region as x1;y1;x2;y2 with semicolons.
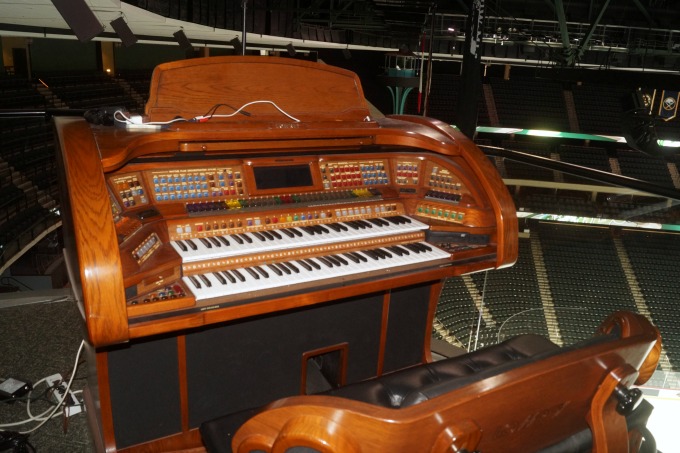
0;0;679;68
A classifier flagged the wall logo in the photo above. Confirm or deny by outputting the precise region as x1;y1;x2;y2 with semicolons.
662;96;676;111
658;90;680;121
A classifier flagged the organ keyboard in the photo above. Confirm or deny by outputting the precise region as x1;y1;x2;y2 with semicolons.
55;56;518;453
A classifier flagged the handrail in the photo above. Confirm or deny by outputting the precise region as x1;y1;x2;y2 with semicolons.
481;145;680;202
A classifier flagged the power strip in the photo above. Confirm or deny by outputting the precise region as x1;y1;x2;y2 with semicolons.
45;373;82;417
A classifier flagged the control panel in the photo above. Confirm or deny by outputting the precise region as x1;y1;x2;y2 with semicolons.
148;166;245;202
320;159;389;189
107;155;475;221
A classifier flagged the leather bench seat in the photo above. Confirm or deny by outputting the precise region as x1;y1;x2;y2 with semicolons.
200;333;566;452
320;333;560;408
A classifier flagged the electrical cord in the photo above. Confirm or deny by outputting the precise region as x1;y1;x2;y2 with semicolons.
193;100;300;123
0;340;85;434
113;99;300;128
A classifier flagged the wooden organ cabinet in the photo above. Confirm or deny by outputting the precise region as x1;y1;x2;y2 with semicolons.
55;56;517;452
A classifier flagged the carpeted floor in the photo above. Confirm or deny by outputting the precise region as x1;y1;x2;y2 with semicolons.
0;294;92;452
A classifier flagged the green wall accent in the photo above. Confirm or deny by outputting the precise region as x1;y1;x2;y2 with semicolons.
30;38;98;72
114;44;187;71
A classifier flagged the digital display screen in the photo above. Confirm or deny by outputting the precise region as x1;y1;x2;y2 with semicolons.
252;164;314;190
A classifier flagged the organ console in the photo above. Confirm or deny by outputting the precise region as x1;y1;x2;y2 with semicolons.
53;57;656;453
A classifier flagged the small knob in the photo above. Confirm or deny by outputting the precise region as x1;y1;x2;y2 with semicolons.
614;385;642;415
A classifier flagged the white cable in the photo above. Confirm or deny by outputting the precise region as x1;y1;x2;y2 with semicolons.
113;99;300;127
20;340;85;433
0;340;86;433
113;110;187;126
196;100;301;123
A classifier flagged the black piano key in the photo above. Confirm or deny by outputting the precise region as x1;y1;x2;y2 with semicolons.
254;266;269;278
176;240;188;252
232;269;246;282
240;234;253;244
326;223;343;232
287;228;303;237
356;220;373;228
403;243;422;253
366;218;385;227
189;275;201;289
364;249;382;260
304;258;321;270
186;239;198;250
267;264;283;276
280;228;295;238
387;245;406;256
222;270;237;283
276;263;291;275
317;256;334;267
301;226;316;235
213;272;227;284
230;234;244;245
217;236;230;246
296;260;312;271
283;261;300;273
269;230;282;240
208;236;221;247
245;267;260;279
343;221;360;230
343;253;360;264
252;231;266;241
198;274;212;287
260;230;275;241
349;251;368;262
199;237;212;248
315;224;330;234
377;248;392;258
332;254;349;265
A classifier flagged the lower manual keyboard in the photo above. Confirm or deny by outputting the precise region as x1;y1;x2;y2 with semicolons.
183;242;450;301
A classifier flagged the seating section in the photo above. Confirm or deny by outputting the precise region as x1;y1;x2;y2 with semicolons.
620;230;680;364
616;148;676;187
558;144;612;183
571;83;629;135
38;72;140;110
500;139;556;181
0;71;150;270
0;204;60;269
0;77;45;109
117;70;152;99
489;77;570;131
537;223;638;344
435;222;679;371
433;276;480;347
467;239;549;342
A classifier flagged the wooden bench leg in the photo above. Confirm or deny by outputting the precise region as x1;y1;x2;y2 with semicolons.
587;366;638;453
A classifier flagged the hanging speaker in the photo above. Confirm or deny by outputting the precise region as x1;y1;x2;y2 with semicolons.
110;17;137;48
174;30;193;52
230;37;243;55
51;0;104;43
621;91;663;157
286;43;296;57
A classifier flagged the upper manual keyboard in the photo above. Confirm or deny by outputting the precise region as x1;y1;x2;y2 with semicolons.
170;215;429;263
